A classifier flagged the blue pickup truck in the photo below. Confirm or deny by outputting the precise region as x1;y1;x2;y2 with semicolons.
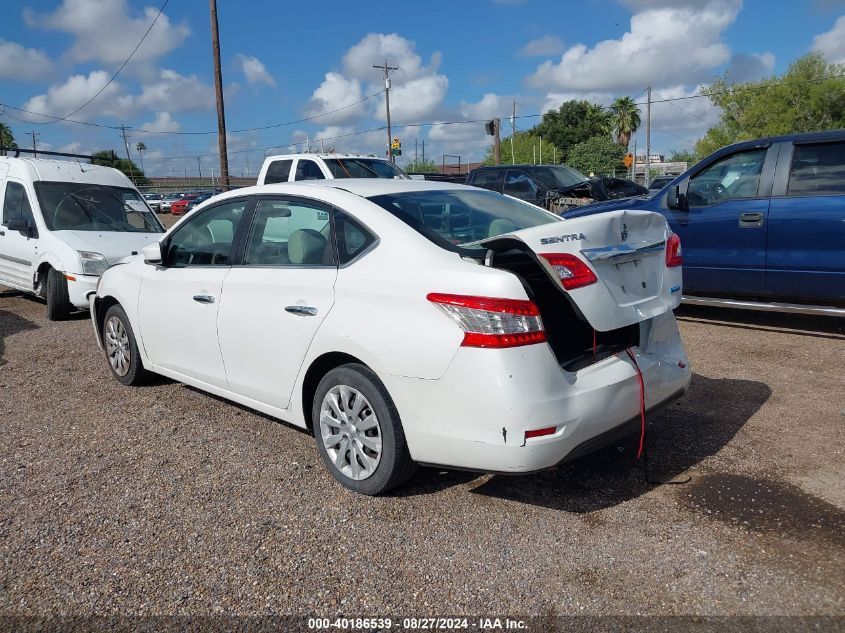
566;131;845;313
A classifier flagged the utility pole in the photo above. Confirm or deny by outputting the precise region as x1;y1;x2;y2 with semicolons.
539;136;543;165
493;118;501;165
421;138;425;165
120;125;135;184
645;86;652;188
415;138;418;165
209;0;230;191
30;131;39;157
197;156;202;181
511;101;516;165
373;60;399;163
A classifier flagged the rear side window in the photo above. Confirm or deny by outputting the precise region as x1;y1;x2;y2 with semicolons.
3;181;35;225
294;160;325;181
264;159;292;184
469;170;501;192
787;142;845;196
334;212;376;265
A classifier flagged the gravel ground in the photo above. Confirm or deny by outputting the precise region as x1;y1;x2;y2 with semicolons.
0;288;843;620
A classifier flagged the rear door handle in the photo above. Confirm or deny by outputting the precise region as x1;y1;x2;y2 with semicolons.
738;212;764;228
192;294;216;304
285;305;317;316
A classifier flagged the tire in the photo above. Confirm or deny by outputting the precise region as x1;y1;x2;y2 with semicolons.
312;363;417;495
45;267;72;321
101;304;150;386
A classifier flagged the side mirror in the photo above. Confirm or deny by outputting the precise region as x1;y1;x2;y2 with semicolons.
142;241;163;265
667;185;687;211
6;217;33;235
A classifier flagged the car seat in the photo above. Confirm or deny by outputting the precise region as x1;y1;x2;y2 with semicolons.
288;229;328;265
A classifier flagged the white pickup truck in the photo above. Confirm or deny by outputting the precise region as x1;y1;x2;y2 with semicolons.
0;153;164;320
257;153;409;184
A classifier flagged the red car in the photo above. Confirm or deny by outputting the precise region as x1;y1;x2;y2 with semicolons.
169;194;197;216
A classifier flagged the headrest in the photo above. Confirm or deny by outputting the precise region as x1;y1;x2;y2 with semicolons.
288;228;327;264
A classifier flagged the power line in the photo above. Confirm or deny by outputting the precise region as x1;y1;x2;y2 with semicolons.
652;89;720;128
38;0;170;125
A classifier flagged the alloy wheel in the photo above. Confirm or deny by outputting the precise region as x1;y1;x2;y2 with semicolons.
105;315;131;377
319;385;383;481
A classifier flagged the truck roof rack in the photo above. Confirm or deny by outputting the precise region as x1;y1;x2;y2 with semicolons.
0;147;93;161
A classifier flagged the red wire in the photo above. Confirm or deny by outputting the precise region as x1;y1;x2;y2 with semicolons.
626;348;646;459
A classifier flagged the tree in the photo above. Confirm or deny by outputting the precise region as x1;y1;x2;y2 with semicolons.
695;53;845;158
566;136;627;176
92;149;149;186
534;100;612;162
404;159;437;173
609;96;641;149
0;122;17;155
668;149;697;163
483;131;547;165
135;141;147;173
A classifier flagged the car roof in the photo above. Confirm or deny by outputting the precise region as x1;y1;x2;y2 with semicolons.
0;156;134;188
722;129;845;152
262;153;392;162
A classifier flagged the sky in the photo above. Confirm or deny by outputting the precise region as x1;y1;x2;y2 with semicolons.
1;0;844;177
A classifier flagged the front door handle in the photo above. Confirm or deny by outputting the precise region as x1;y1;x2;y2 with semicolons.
192;294;216;304
285;305;317;316
738;212;764;228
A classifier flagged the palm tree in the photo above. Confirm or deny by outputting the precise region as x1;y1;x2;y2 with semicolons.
0;122;17;155
585;103;612;136
610;96;641;149
135;141;147;172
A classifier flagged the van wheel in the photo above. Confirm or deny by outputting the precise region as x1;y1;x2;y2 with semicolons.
102;304;150;386
312;364;417;495
45;268;72;321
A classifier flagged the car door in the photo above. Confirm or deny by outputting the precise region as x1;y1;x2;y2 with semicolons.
766;139;845;302
217;196;338;410
667;146;775;295
0;179;39;289
137;197;253;388
503;170;542;207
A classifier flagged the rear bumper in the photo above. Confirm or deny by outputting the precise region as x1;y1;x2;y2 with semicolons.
381;310;691;473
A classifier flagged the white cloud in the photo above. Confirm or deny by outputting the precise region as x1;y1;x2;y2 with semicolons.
22;71;134;121
136;69;215;113
25;0;189;67
305;73;366;124
380;75;449;123
0;39;52;81
237;54;276;86
812;15;845;64
517;35;565;58
139;111;181;133
725;52;776;83
528;0;739;93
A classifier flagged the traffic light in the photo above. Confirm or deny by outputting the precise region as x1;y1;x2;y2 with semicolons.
391;138;401;156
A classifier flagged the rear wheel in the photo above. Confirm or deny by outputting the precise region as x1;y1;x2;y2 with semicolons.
102;304;150;386
312;364;416;495
45;267;72;321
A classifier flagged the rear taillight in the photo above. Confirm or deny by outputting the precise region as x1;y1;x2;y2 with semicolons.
426;293;546;348
539;254;597;290
525;426;557;440
666;233;683;267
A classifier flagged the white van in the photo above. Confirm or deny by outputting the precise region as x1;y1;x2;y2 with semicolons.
0;155;164;320
257;153;409;185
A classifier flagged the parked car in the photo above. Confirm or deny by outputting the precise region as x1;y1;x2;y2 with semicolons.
565;130;845;311
161;193;185;213
257;153;409;185
184;191;213;212
466;164;648;211
169;193;198;216
90;179;690;494
143;192;163;212
0;155;165;319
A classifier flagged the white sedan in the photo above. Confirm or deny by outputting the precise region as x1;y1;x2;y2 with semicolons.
89;180;691;494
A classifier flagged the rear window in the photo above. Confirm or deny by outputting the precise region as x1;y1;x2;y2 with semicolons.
367;188;559;252
787;142;845;196
264;159;292;184
324;158;407;179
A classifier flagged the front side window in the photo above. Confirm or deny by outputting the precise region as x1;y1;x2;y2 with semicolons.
687;148;767;207
166;199;249;267
324;158;408;179
2;181;35;226
503;171;539;199
265;159;293;184
294;160;325;181
244;198;334;266
34;181;164;232
367;188;559;252
787;141;845;197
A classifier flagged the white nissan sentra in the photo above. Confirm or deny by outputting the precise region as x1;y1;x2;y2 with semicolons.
89;180;691;494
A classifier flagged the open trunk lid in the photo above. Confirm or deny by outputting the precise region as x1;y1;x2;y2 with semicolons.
480;210;682;332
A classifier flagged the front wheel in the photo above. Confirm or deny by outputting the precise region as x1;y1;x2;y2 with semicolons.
312;364;417;495
102;304;150;386
45;268;72;321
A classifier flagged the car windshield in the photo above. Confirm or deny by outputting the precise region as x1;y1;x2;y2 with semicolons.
530;166;589;190
324;158;409;179
367;188;560;251
34;181;165;233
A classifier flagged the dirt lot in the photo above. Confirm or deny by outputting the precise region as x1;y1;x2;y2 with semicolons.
0;289;843;620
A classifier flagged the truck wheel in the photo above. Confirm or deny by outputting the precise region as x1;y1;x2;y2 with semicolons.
45;268;72;321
